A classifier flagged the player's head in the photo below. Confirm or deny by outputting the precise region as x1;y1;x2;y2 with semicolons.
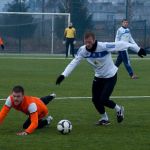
122;19;128;28
12;85;24;105
69;22;73;28
84;32;96;49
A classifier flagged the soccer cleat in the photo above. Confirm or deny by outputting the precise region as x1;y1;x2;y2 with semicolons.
50;93;56;98
131;74;138;79
49;93;56;100
95;119;110;126
117;106;124;123
46;116;53;125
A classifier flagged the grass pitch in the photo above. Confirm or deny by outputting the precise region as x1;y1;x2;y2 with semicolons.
0;54;150;150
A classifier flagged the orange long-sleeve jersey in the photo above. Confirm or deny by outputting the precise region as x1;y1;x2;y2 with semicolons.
0;95;48;134
0;38;4;45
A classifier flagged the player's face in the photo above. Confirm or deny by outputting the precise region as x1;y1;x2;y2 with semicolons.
122;21;128;28
84;36;95;49
12;92;24;105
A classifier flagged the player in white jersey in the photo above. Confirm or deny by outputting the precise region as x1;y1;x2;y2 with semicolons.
115;19;138;79
56;32;146;126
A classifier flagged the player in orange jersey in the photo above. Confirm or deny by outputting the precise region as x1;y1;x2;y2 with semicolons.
0;37;4;50
0;85;56;136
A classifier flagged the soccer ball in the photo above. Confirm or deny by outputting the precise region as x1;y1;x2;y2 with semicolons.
57;119;72;134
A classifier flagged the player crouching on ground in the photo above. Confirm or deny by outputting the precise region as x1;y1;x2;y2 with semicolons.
56;32;146;126
0;85;56;135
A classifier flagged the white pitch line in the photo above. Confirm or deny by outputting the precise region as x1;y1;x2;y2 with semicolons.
0;96;150;101
0;57;150;60
0;57;71;60
56;96;150;99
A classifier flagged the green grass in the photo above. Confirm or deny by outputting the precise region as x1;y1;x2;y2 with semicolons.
0;55;150;150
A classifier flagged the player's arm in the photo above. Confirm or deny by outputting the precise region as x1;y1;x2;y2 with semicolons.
64;28;67;39
24;103;38;134
102;41;146;57
24;112;38;134
129;33;137;45
115;29;121;42
0;105;11;124
0;97;12;124
56;48;84;85
17;111;38;136
74;28;76;38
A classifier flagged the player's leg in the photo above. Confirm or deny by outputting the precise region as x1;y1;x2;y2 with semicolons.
65;38;70;58
121;51;137;79
92;77;110;125
23;116;53;129
23;117;30;129
70;38;75;58
115;51;123;67
40;93;56;105
99;74;124;123
37;116;53;128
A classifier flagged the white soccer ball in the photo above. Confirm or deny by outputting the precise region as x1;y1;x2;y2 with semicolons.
57;119;72;134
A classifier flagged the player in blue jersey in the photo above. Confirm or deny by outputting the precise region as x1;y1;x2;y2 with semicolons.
115;19;138;79
56;32;146;126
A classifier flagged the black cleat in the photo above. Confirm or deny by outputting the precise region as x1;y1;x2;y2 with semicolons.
49;93;56;100
95;120;110;126
117;106;124;123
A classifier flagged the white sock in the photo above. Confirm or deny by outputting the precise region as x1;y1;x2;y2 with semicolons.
115;104;121;112
100;112;109;121
46;116;53;124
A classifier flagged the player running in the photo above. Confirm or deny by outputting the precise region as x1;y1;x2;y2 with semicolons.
0;85;56;135
56;32;146;126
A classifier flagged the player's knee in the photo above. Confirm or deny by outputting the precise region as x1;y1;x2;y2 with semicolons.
99;96;108;105
92;97;105;105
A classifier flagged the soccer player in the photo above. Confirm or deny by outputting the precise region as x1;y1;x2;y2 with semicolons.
64;22;76;58
56;32;146;126
0;85;56;135
115;19;138;79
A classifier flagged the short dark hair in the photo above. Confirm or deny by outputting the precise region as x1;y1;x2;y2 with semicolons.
122;19;128;22
84;31;95;40
12;85;24;94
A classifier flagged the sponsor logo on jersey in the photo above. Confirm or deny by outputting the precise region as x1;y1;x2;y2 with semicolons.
85;51;108;58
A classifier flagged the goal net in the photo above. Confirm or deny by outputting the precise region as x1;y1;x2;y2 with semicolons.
0;12;70;54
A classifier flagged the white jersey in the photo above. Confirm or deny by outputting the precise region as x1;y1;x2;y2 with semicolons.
62;41;140;78
115;26;138;50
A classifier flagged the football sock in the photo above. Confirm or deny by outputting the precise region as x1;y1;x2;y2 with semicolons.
115;104;121;112
100;112;109;121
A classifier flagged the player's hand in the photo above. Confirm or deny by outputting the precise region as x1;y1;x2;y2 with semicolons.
1;44;4;50
73;40;76;45
62;41;66;44
56;75;65;85
138;48;146;58
16;131;28;136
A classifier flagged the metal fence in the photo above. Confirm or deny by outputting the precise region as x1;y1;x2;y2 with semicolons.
93;20;148;48
0;14;149;54
0;0;150;54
